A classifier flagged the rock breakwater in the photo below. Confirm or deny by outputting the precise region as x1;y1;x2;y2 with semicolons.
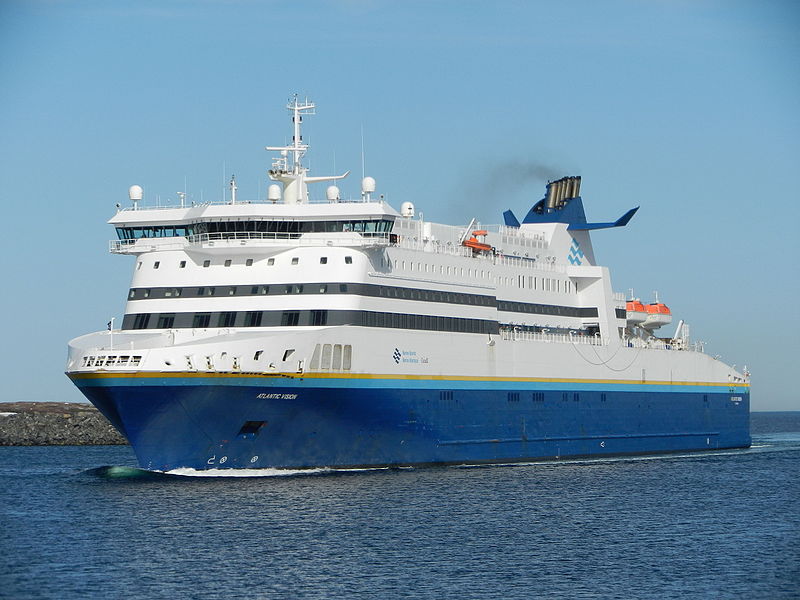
0;402;127;446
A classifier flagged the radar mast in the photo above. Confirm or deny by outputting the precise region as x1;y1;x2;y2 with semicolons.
266;94;348;204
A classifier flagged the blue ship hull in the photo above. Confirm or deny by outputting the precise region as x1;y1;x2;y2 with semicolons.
70;373;751;471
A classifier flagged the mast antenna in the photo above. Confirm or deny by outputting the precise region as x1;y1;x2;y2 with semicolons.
360;123;366;181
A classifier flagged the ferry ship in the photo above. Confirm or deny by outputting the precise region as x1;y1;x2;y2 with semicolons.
66;96;751;471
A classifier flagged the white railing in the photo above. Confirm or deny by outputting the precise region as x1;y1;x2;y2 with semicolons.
625;337;704;353
110;232;391;252
110;239;188;253
115;197;379;212
500;329;604;346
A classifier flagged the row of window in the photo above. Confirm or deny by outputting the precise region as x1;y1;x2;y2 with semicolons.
127;281;597;319
116;219;395;240
139;255;353;271
122;309;501;334
497;301;597;318
127;281;497;307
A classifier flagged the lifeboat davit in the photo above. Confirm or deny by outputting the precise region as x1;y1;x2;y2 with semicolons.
462;230;492;253
625;299;647;326
642;302;672;330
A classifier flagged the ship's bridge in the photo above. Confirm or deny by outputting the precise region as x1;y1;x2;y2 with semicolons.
109;200;399;253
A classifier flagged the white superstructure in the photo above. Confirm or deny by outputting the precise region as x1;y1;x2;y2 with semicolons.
67;96;748;391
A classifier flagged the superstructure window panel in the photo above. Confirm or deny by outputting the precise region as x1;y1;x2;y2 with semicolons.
332;345;343;370
244;311;263;327
342;345;352;370
132;314;150;330
193;313;211;328
281;312;300;327
321;344;332;369
218;312;237;327
157;314;175;329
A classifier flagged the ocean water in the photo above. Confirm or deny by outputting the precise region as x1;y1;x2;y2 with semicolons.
1;413;798;600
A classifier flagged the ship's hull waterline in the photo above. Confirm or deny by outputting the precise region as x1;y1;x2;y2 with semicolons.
70;371;750;471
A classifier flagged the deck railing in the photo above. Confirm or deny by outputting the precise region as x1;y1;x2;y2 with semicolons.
500;329;604;346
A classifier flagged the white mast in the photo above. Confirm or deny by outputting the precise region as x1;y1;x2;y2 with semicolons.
266;95;348;204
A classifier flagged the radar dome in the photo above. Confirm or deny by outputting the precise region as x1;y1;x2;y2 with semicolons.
268;184;281;202
128;185;143;202
401;201;415;218
361;176;376;194
326;185;340;202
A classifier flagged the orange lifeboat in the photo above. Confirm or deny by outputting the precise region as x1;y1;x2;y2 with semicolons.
642;302;672;330
462;230;492;253
625;299;647;326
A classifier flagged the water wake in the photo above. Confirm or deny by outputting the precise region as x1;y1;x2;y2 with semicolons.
85;465;168;480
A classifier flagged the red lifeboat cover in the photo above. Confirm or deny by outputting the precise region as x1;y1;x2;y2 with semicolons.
627;300;646;312
645;303;671;315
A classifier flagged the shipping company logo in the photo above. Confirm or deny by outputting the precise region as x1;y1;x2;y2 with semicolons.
393;349;426;365
568;238;584;265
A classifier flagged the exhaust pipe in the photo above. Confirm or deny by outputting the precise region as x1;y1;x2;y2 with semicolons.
545;182;557;209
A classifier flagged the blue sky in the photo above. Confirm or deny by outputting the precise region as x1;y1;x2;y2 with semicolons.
0;0;797;410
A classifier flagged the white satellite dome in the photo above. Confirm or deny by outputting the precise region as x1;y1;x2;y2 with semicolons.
400;201;415;218
361;176;376;194
128;185;143;202
326;185;340;202
267;184;282;203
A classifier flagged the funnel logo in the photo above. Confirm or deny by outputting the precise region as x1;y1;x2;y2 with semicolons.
568;238;584;265
392;348;402;364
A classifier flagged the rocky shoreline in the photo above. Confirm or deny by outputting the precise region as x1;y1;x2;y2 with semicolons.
0;402;128;446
